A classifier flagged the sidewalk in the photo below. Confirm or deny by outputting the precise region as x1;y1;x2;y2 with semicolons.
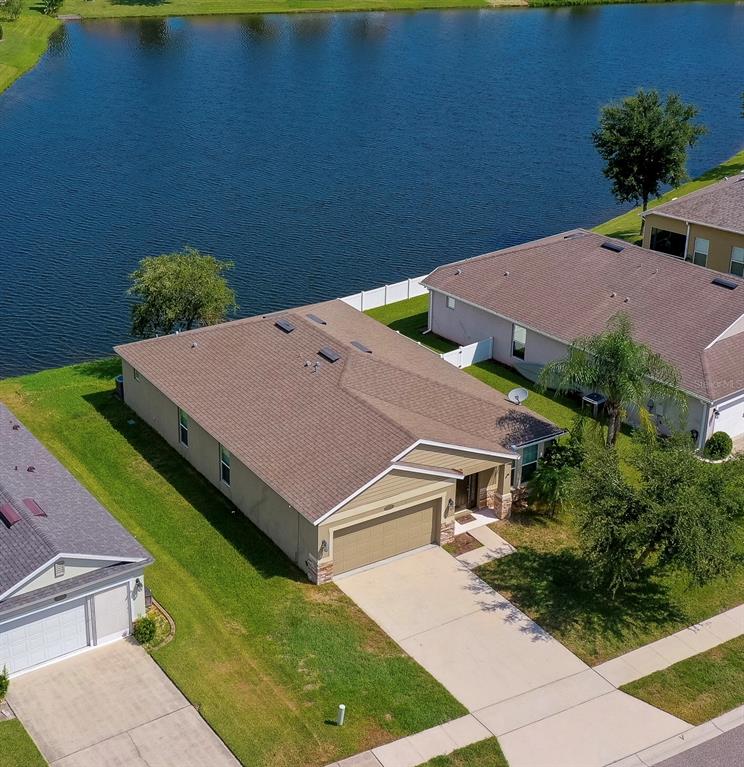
595;604;744;687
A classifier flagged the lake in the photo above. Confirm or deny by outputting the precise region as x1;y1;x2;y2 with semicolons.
1;3;742;376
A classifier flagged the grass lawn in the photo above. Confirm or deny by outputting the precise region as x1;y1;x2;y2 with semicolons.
0;361;465;767
0;720;46;767
421;738;508;767
592;149;744;244
365;295;457;354
477;509;744;666
622;635;744;724
0;8;59;94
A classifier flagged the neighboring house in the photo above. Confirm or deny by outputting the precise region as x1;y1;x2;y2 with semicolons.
0;405;152;677
115;299;561;584
642;173;744;276
423;230;744;449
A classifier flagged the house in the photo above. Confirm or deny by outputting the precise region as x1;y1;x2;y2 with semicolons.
0;405;152;677
423;229;744;449
642;173;744;275
115;299;562;584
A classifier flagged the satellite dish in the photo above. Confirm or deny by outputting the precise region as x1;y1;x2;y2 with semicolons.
508;387;529;405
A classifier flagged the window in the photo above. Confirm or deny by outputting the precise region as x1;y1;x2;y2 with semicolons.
178;409;189;447
54;560;65;578
220;445;231;486
649;228;686;258
730;247;744;278
692;237;709;267
520;444;539;484
446;296;456;310
512;324;527;360
133;368;141;381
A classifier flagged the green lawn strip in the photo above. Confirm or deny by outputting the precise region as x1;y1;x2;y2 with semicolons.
0;361;464;767
621;635;744;725
61;0;496;19
365;295;457;354
477;509;744;666
592;148;744;244
0;8;59;95
0;720;46;767
420;738;508;767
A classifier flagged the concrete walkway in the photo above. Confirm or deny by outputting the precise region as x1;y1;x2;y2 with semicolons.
595;604;744;687
456;526;515;569
8;639;239;767
335;547;689;767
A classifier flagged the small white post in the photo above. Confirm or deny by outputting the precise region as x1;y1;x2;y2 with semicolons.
336;704;346;726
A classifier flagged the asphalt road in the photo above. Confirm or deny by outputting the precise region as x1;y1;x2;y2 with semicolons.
657;725;744;767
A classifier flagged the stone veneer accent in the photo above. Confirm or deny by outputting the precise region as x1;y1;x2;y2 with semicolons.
306;556;334;585
493;492;512;520
439;518;455;545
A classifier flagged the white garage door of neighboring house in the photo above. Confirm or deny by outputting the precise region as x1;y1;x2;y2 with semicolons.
94;584;131;645
333;501;437;575
715;399;744;440
0;600;89;675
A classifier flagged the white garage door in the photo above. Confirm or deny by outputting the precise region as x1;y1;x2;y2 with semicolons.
0;600;89;675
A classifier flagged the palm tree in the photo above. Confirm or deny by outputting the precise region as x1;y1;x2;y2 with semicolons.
539;313;685;447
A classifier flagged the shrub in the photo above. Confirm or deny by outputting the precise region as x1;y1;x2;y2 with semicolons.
0;665;9;701
3;0;22;21
704;432;733;461
42;0;62;15
133;615;157;645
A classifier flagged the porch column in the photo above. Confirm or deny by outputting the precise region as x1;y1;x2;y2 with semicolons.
493;463;512;520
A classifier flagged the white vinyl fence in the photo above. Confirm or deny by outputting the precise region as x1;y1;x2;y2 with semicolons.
340;275;428;312
440;337;494;369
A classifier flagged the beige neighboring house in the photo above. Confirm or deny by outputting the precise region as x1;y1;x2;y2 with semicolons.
642;172;744;276
115;300;561;584
423;230;744;450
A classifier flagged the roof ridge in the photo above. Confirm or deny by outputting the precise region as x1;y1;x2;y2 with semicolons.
651;173;744;213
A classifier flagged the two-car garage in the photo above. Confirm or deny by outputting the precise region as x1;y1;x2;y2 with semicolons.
332;501;438;576
0;584;132;676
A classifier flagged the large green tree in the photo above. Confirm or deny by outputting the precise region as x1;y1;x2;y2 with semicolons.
572;433;744;595
539;313;685;447
592;89;706;221
128;247;237;338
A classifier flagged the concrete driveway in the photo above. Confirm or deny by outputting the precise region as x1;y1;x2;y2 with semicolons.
337;547;689;767
8;639;239;767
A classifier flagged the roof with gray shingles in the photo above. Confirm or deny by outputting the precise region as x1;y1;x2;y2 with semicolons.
116;300;562;524
0;404;151;599
643;173;744;235
423;230;744;402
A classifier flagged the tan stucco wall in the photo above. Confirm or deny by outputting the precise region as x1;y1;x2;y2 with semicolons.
15;558;113;596
121;360;320;578
644;214;744;275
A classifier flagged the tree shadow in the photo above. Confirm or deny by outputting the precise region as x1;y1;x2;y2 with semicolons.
478;545;685;659
73;357;122;381
83;386;307;584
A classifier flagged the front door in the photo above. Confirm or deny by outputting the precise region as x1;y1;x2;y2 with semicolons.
455;474;478;510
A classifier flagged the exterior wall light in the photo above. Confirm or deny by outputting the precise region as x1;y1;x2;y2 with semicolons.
319;539;329;557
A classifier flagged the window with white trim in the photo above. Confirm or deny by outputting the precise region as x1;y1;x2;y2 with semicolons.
692;237;709;267
178;409;189;447
512;324;527;360
730;247;744;278
133;368;141;381
220;444;231;486
446;296;456;310
520;444;539;483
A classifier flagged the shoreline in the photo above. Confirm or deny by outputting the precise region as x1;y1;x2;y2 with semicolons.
1;0;737;97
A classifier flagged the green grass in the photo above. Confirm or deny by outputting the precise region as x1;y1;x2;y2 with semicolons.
61;0;498;19
0;8;59;94
0;720;46;767
592;149;744;244
0;360;464;767
421;738;508;767
622;635;744;724
476;508;744;666
365;295;457;354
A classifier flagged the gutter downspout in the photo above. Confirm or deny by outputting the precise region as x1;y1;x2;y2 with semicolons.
683;221;691;262
699;402;710;450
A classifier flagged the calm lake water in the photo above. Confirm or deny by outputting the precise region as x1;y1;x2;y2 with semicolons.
1;4;743;376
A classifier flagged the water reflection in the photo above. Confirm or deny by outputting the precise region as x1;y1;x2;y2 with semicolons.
349;14;390;41
137;18;170;48
289;15;333;40
239;14;279;42
47;24;70;56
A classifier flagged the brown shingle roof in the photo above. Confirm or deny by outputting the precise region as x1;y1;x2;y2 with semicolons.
115;301;561;524
643;174;744;235
423;230;744;401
